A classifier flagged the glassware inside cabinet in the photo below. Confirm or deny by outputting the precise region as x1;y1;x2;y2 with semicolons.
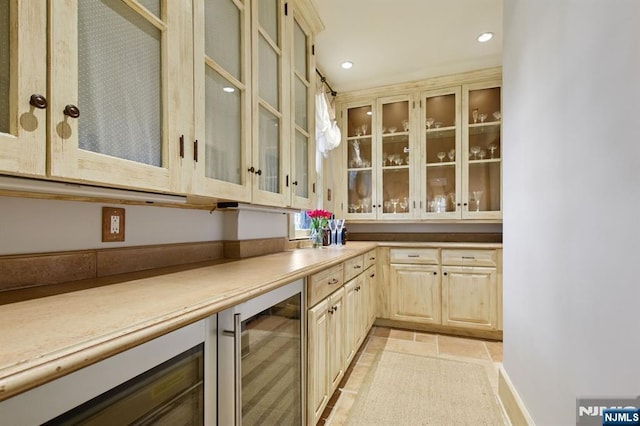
424;93;457;213
468;87;501;125
347;106;373;169
468;162;500;212
383;169;409;213
347;169;372;213
380;100;410;214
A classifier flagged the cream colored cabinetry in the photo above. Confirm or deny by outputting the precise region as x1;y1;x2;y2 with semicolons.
333;69;502;221
441;249;500;331
307;297;330;424
386;246;502;334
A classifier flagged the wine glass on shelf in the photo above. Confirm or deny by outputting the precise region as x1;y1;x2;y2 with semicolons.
472;190;484;212
493;111;502;121
384;200;392;213
399;197;408;212
390;198;399;213
434;121;442;129
328;219;337;245
472;108;479;124
488;143;498;159
448;149;455;161
479;113;488;123
388;126;397;134
470;145;481;160
478;149;486;160
426;117;435;130
402;119;409;132
336;219;345;245
437;151;446;162
361;124;368;135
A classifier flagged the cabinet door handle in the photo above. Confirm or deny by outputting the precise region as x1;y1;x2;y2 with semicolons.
328;307;334;314
443;271;448;276
433;271;437;275
407;254;420;258
463;203;468;207
248;166;255;173
328;278;339;285
354;265;362;269
333;305;338;312
292;180;298;186
286;174;289;187
369;257;376;260
193;140;198;162
370;273;375;278
462;256;476;260
179;135;184;158
29;94;47;109
255;169;262;176
63;104;80;118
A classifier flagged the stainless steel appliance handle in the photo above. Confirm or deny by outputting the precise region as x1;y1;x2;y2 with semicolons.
233;313;242;426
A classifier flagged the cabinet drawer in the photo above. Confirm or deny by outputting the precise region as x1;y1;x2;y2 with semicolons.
343;255;364;282
308;264;344;307
389;248;439;265
441;249;497;267
363;249;377;270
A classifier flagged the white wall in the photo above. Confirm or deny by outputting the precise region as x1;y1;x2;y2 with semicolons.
0;196;224;255
503;1;640;424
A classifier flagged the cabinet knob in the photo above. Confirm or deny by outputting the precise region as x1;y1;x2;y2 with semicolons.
29;94;47;109
328;307;334;314
443;271;448;276
354;265;362;269
463;203;468;207
433;271;437;275
248;166;255;173
63;104;80;118
292;180;298;186
255;169;262;176
457;203;461;207
333;305;338;312
370;273;375;278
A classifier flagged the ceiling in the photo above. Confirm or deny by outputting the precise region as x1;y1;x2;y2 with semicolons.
311;0;503;93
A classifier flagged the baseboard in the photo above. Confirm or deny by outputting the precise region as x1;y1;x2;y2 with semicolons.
498;366;535;426
374;318;503;341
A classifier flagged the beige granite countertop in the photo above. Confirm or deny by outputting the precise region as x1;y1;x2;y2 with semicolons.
0;240;501;402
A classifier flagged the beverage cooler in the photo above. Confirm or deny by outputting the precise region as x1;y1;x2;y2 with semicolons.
218;279;304;426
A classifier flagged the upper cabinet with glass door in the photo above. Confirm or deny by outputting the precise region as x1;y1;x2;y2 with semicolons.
462;82;502;219
420;87;461;219
379;95;413;219
193;0;252;201
289;9;315;209
0;0;47;177
251;0;288;206
47;0;188;193
344;102;375;219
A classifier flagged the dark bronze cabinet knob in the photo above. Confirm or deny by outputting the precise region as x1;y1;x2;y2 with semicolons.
248;166;255;173
63;104;80;118
29;94;47;109
255;169;262;176
292;180;298;186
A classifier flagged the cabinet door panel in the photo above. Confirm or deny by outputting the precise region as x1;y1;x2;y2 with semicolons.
343;280;358;366
0;0;47;177
442;266;497;330
390;264;441;324
307;299;329;424
328;289;344;391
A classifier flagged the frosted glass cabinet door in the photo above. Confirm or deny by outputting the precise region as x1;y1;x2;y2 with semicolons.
194;0;252;201
48;0;181;193
0;0;47;177
251;0;287;206
290;13;314;209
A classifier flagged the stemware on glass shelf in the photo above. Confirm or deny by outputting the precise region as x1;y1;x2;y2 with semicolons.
448;149;455;161
388;126;397;133
426;117;435;130
470;145;481;160
471;190;484;212
479;113;488;123
384;200;392;213
361;124;368;135
488;143;498;159
437;151;446;162
478;149;486;160
472;108;479;124
434;121;442;129
399;197;408;212
493;111;502;121
390;198;399;213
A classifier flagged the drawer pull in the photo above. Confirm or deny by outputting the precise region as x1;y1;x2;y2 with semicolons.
328;307;334;314
328;278;339;285
462;256;476;260
333;305;339;312
443;271;448;276
369;257;376;260
354;265;362;269
407;254;420;258
370;273;375;278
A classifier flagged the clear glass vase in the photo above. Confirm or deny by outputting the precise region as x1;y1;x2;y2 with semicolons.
309;227;323;248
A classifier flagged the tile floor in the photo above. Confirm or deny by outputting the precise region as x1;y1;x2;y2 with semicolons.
318;326;507;425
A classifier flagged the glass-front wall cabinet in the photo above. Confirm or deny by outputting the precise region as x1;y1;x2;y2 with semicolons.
380;96;411;218
345;102;375;219
463;82;501;219
421;87;461;219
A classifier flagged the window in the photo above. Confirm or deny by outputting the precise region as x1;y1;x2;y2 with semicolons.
288;211;311;240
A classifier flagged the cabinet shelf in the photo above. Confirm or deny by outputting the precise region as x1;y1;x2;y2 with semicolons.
426;161;456;167
468;122;501;135
382;131;409;137
382;165;410;171
347;166;373;171
347;135;373;141
468;158;501;164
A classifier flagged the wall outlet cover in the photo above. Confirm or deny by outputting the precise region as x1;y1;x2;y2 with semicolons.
102;207;125;242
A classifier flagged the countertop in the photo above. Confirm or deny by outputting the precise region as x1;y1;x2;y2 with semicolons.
0;241;501;402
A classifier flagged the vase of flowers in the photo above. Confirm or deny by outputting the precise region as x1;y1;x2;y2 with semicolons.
307;209;332;248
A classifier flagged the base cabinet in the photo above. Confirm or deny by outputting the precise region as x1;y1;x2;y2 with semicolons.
389;264;441;325
442;266;497;331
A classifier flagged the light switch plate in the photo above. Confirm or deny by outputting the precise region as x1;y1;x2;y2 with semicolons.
102;207;125;242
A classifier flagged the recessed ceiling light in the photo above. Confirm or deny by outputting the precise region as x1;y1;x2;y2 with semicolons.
341;61;353;70
366;111;372;116
222;86;235;93
477;32;494;43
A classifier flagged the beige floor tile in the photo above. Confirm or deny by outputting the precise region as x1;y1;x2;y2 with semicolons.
364;336;387;354
341;364;370;392
414;331;437;344
388;328;414;341
384;338;438;357
372;326;390;337
355;351;376;367
325;391;357;425
485;340;503;362
437;335;491;360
